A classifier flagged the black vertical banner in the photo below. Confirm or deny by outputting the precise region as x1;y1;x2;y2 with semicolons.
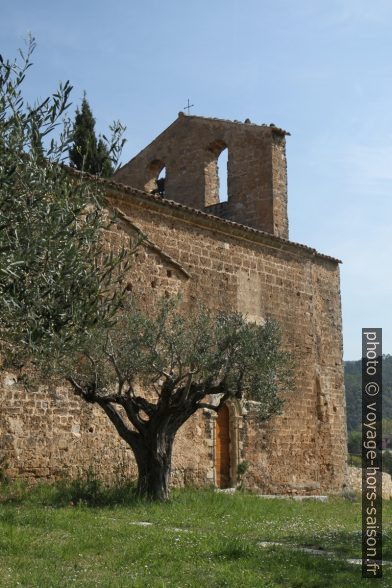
362;328;382;578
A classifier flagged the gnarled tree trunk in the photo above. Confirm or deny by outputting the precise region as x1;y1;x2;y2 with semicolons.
132;432;175;501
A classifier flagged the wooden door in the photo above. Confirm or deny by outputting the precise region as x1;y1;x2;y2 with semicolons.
215;403;230;488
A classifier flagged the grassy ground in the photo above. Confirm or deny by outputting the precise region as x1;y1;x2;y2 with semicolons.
0;481;391;587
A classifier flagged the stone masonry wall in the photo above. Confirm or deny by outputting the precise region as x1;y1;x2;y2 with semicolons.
0;184;347;494
114;114;289;239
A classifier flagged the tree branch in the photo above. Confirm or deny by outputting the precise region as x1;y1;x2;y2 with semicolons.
159;376;175;408
67;376;95;403
181;372;194;405
207;381;228;396
104;341;124;393
153;363;174;381
133;396;156;416
197;403;219;412
120;396;146;433
85;352;98;393
173;369;196;387
67;376;87;398
95;398;135;444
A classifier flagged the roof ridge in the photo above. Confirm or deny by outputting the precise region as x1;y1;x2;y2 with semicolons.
177;112;290;136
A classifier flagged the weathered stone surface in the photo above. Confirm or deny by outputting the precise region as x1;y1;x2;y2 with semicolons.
0;115;347;495
115;114;289;238
347;466;392;500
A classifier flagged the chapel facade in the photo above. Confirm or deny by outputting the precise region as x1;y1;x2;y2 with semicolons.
0;114;347;494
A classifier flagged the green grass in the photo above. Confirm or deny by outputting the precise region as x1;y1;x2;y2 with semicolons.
0;481;391;587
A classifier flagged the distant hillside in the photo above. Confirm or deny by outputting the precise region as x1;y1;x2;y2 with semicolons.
345;354;392;432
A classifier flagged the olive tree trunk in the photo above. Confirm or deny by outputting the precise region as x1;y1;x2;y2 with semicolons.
132;433;175;501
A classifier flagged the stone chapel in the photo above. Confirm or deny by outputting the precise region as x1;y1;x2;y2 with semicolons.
0;113;347;494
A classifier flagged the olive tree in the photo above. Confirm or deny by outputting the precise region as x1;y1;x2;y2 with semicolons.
0;37;129;366
65;300;294;501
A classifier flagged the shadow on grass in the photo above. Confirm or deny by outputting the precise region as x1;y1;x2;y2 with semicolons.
284;527;392;562
0;474;142;508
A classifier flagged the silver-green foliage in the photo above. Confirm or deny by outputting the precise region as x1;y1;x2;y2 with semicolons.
67;298;295;425
65;299;294;499
0;37;129;365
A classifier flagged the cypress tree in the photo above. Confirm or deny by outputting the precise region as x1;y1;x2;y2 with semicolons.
69;95;114;177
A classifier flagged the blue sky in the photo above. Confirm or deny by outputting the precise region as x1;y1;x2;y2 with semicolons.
2;0;391;359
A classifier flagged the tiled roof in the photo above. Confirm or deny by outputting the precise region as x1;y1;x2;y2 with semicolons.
88;173;341;264
67;165;340;263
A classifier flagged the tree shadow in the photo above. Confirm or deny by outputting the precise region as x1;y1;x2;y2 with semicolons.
283;527;392;562
0;476;143;508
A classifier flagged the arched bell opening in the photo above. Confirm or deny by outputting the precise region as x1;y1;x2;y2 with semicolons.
144;159;166;195
204;140;229;207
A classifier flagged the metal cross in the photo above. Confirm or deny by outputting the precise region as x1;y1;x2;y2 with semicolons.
183;99;194;115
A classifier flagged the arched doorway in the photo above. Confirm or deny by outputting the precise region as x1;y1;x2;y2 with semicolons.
215;403;231;488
